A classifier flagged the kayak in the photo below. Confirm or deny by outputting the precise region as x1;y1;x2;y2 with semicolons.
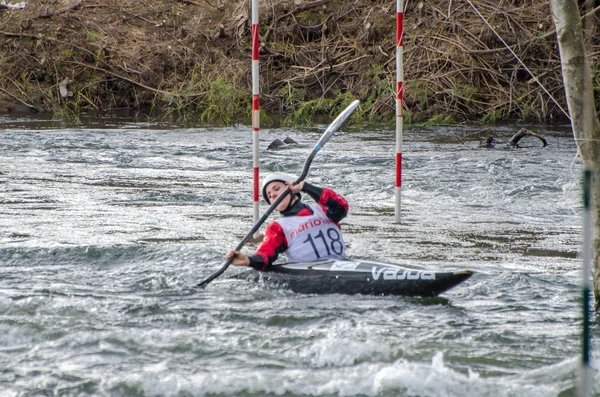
231;259;473;297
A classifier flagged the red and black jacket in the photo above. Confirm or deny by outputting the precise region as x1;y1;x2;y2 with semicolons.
248;183;348;271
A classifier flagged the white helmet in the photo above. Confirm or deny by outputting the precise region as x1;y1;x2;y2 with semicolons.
261;172;296;204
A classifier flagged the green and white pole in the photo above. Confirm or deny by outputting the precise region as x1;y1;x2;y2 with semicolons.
580;169;592;397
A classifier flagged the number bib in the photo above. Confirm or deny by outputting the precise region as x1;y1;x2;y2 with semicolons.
276;204;346;263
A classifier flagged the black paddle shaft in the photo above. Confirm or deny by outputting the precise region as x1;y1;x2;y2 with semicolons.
196;100;360;289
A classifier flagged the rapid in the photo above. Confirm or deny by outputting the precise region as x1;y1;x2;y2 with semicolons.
0;114;595;396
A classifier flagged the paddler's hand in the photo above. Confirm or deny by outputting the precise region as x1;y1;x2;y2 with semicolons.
226;250;250;266
286;180;304;194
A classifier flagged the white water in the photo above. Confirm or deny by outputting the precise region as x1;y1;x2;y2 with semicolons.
0;115;595;396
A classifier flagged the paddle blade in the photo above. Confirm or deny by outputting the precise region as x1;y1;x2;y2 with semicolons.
196;257;234;289
313;100;359;151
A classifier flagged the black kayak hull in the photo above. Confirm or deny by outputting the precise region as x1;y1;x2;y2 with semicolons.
232;259;473;297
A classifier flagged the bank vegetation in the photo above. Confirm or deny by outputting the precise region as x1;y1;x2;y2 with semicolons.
0;0;598;125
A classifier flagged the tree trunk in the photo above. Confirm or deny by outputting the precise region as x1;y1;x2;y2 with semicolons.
550;0;600;308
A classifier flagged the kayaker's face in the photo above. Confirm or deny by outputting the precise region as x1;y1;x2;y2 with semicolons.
266;181;290;211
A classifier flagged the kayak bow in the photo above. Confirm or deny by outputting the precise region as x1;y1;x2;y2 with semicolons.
232;259;473;297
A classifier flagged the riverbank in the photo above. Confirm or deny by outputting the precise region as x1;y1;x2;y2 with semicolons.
0;0;598;125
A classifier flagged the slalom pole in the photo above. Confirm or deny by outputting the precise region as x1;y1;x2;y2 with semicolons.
395;0;404;223
580;169;592;397
251;0;260;238
580;4;594;395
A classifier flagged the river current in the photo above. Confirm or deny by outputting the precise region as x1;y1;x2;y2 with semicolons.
0;114;595;396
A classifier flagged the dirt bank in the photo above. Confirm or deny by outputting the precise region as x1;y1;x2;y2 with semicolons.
0;0;598;124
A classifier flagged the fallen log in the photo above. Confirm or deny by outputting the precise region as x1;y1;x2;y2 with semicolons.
479;129;548;149
508;128;548;147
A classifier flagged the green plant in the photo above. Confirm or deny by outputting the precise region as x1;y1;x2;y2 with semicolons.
199;77;247;125
85;30;96;43
361;73;394;121
481;109;503;124
95;48;106;62
280;90;358;127
403;108;413;125
52;97;82;124
409;82;431;108
419;114;456;126
454;85;478;105
283;97;330;126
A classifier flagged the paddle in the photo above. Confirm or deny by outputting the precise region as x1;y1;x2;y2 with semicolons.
196;99;360;289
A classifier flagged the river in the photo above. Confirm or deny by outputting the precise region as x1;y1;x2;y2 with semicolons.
0;113;595;396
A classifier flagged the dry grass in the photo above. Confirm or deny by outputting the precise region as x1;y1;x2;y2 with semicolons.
0;0;598;124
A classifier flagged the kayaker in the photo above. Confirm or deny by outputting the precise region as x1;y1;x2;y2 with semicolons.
226;173;348;270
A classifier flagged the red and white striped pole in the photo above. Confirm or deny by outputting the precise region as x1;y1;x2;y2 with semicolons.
395;0;404;222
251;0;260;236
